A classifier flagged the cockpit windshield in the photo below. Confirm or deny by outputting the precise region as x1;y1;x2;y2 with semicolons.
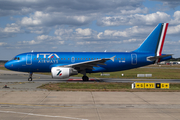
13;57;20;60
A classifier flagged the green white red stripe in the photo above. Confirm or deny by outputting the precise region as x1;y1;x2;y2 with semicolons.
156;23;169;56
156;23;169;62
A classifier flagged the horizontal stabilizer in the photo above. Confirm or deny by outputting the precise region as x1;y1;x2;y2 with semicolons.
147;54;173;61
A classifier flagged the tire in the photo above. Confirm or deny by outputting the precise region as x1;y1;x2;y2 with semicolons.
82;76;89;81
28;77;32;81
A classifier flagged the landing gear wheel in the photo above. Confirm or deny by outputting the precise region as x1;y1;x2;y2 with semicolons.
82;76;89;81
28;72;33;81
28;77;32;81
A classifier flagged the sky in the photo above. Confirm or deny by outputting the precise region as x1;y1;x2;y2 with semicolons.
0;0;180;60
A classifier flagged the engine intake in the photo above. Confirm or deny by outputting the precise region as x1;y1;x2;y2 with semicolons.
51;67;78;79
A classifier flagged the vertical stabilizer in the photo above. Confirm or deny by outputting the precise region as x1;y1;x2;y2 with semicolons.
134;23;169;55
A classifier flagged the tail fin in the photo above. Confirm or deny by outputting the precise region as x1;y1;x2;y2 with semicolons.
134;23;169;56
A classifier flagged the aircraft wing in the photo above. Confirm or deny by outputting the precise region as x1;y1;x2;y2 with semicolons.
64;56;116;71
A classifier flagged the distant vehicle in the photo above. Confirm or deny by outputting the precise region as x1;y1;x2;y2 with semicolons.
5;23;172;81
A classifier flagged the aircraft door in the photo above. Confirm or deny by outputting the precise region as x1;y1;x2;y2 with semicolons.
131;54;137;65
26;54;32;65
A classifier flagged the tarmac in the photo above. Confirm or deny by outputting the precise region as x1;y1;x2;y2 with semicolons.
0;70;180;120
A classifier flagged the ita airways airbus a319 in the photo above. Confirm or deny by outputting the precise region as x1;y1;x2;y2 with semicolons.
5;23;173;81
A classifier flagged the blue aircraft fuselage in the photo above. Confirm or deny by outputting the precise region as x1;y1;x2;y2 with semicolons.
5;52;171;73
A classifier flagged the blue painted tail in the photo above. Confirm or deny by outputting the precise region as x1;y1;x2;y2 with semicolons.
134;23;168;56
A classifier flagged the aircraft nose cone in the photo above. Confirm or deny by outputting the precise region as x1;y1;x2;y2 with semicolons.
4;61;11;69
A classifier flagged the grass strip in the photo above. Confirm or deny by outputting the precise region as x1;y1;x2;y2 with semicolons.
38;82;180;92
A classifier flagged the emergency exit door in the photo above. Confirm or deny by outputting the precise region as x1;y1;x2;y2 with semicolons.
131;54;137;65
26;54;32;65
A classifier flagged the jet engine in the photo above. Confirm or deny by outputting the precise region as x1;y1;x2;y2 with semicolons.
51;67;78;79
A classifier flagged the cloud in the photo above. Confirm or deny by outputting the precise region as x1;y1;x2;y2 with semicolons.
151;0;180;8
120;7;148;15
3;23;21;33
54;29;73;36
20;11;93;27
97;11;171;26
168;25;180;35
76;28;92;36
98;26;153;40
37;35;49;40
26;26;51;34
18;39;42;45
0;23;21;38
170;11;180;25
0;0;144;16
0;23;21;33
0;42;7;46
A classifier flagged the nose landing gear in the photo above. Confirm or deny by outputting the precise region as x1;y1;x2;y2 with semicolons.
28;72;33;81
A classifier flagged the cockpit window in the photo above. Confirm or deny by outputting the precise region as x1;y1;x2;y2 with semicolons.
13;57;20;60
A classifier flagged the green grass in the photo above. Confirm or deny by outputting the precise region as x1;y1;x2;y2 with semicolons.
38;82;132;91
38;82;180;92
0;67;8;71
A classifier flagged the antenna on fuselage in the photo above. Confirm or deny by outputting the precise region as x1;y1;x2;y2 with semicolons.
31;50;34;52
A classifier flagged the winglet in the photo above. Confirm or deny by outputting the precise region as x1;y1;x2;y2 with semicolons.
110;56;116;62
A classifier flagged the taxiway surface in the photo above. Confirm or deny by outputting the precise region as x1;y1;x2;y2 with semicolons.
0;70;180;120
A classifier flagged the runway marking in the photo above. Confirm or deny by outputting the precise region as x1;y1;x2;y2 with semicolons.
0;110;88;120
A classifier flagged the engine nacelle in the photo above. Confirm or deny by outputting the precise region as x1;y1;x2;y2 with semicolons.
51;67;78;79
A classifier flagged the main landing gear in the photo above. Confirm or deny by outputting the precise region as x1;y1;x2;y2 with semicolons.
81;71;89;81
28;72;33;81
82;75;89;81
